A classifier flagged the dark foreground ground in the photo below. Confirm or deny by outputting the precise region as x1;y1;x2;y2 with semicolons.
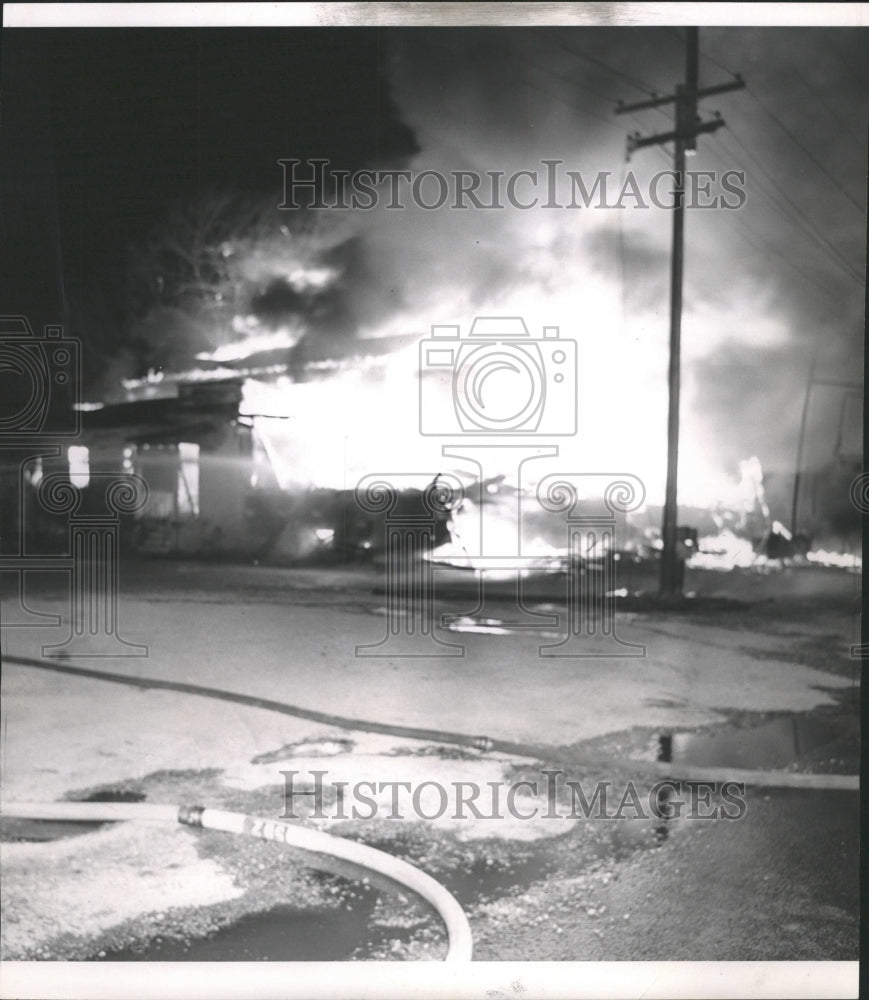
0;557;861;964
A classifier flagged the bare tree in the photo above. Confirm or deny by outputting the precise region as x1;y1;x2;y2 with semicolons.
126;191;273;328
121;192;350;379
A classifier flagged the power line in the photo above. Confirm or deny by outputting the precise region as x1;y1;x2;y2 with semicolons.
697;43;739;81
410;34;629;137
669;32;740;85
499;49;652;134
694;40;863;211
727;154;863;286
743;86;864;213
406;32;862;290
790;66;855;133
824;35;869;91
521;75;625;132
721;123;863;285
526;58;621;106
700;35;867;115
556;40;660;97
620;105;865;298
718;121;861;281
545;38;678;128
706;170;852;306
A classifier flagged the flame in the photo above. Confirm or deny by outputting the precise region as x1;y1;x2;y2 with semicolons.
197;327;303;363
238;291;738;508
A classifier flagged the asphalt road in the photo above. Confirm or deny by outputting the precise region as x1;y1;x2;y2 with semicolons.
0;558;861;965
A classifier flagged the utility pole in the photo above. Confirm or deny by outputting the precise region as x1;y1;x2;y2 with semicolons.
791;342;821;539
616;28;744;597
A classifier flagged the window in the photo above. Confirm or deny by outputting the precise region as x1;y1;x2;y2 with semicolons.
67;446;90;489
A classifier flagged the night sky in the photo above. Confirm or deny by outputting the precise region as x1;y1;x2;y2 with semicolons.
2;28;417;377
1;22;865;510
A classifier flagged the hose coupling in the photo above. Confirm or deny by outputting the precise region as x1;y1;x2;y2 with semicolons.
177;804;206;827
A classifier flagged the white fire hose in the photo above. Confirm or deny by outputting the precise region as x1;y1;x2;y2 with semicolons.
2;800;473;962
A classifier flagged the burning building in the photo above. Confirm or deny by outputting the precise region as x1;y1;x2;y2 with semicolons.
69;330;438;561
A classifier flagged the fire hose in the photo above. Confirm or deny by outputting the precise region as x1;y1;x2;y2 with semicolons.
1;799;474;962
0;648;858;959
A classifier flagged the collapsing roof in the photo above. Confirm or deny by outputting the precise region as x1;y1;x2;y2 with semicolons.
80;381;244;446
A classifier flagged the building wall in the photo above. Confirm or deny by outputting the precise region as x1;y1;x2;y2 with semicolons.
197;421;254;555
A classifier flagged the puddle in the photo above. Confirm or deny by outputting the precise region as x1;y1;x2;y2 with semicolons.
252;737;355;764
382;744;485;760
0;817;108;843
79;790;148;803
443;617;512;636
97;862;443;961
442;615;561;637
92;839;443;961
68;782;671;961
365;821;654;911
0;790;147;842
668;714;859;772
98;892;381;961
101;824;651;960
432;854;555;906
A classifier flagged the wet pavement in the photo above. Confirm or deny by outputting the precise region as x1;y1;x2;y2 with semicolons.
1;761;858;962
0;558;861;963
